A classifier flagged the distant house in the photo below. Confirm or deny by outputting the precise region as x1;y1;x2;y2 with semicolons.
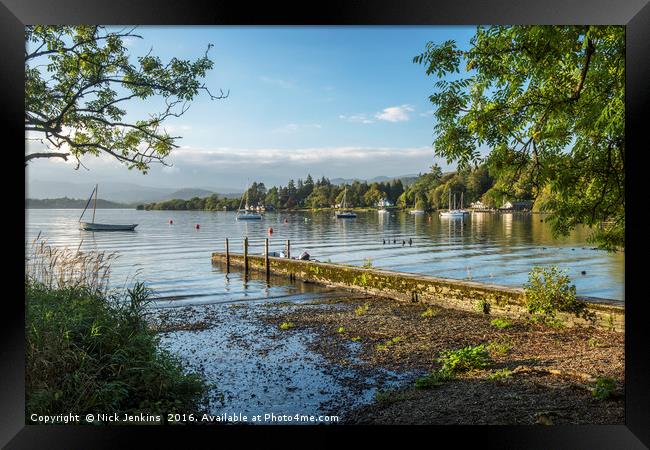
500;200;533;211
377;198;394;207
470;200;487;210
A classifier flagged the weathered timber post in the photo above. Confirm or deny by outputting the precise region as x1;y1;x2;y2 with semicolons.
244;237;249;274
265;238;270;280
286;239;291;259
225;238;230;272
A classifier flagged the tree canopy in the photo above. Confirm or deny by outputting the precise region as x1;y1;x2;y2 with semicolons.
414;26;624;249
25;25;227;172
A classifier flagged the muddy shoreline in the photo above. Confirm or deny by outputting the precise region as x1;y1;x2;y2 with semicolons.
151;294;624;425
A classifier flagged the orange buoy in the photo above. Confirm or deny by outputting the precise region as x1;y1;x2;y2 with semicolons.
195;224;200;230
268;227;274;235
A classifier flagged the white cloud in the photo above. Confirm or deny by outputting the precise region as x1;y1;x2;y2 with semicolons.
338;114;374;124
375;104;414;122
169;145;432;167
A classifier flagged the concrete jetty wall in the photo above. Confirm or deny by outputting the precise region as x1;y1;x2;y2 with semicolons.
211;252;624;332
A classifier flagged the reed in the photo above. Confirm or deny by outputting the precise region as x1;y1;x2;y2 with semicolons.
26;233;118;294
25;233;208;419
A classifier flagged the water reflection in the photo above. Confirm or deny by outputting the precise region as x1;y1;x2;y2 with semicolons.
26;209;624;301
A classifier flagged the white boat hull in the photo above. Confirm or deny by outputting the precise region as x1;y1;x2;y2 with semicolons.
439;211;465;218
236;214;263;220
409;210;425;215
79;222;138;231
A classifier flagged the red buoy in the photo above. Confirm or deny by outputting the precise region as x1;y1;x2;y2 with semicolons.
169;219;173;225
195;224;200;230
268;227;274;235
284;218;288;224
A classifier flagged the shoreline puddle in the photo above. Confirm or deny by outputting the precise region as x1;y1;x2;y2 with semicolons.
155;297;415;423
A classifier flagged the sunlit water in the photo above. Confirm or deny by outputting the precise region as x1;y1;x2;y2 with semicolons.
25;209;624;302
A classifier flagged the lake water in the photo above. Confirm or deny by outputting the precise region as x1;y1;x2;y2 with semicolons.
25;208;624;302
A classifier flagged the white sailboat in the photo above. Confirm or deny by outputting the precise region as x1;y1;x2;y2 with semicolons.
79;184;138;231
336;186;357;218
439;191;465;219
409;196;425;215
236;183;263;220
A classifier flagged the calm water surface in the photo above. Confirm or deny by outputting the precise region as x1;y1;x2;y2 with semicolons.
25;209;624;302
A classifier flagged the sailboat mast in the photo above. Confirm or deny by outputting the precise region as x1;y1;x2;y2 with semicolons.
92;184;98;223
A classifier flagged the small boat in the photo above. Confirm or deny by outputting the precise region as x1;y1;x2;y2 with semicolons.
336;186;357;219
236;183;263;221
409;197;425;215
79;184;137;231
439;191;467;218
236;210;263;220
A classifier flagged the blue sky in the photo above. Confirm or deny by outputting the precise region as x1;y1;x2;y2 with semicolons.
27;26;477;190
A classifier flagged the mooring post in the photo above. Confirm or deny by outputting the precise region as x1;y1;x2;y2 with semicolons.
244;237;249;274
286;239;291;258
225;238;230;272
265;238;270;279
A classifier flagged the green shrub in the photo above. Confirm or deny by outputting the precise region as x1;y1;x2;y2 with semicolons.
487;337;514;356
488;368;513;381
523;266;590;321
25;279;207;419
421;307;439;318
336;326;345;333
439;344;491;373
490;318;512;329
279;321;295;330
375;336;404;351
474;299;491;315
415;369;454;389
592;377;617;400
355;303;369;316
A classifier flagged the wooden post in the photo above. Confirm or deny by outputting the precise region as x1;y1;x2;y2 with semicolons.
244;237;249;274
225;238;230;272
286;239;291;258
265;238;270;279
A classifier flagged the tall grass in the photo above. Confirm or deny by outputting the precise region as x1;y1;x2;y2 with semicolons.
26;233;118;294
25;236;208;421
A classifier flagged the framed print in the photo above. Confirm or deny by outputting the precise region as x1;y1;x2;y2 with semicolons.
3;0;649;447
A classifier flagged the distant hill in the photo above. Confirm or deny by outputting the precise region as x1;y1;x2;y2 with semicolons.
26;181;242;204
330;174;419;187
26;197;130;209
163;188;214;201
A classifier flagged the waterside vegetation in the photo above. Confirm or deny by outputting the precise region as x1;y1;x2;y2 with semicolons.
25;238;208;421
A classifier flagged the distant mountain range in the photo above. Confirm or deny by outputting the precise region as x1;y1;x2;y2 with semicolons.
330;174;420;187
26;197;130;209
27;175;421;204
26;181;242;204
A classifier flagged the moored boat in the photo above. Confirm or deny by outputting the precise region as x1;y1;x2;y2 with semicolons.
78;184;138;231
236;183;263;220
335;186;357;219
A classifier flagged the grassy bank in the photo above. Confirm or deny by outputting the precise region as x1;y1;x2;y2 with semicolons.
25;238;208;422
